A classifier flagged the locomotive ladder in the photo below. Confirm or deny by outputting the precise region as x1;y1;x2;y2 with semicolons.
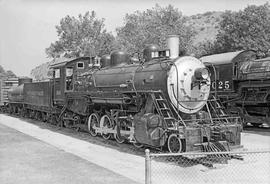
150;92;175;127
207;95;229;123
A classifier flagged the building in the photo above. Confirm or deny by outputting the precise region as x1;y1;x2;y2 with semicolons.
0;77;18;105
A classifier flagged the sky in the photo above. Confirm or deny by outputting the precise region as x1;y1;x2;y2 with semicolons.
0;0;269;77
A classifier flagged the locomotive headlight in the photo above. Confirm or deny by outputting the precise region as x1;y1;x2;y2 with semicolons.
200;68;209;79
194;68;209;80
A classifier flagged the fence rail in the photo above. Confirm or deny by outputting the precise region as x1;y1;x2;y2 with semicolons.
145;149;270;184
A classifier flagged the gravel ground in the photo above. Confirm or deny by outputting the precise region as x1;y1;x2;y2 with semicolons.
0;114;269;184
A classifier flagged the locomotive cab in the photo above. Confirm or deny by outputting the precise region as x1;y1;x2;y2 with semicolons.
64;56;95;92
50;57;90;105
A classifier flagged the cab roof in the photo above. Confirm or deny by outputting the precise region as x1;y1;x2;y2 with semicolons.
50;57;91;69
49;57;75;69
200;50;256;65
65;57;90;66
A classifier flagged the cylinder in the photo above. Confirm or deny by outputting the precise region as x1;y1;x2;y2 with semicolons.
167;35;179;59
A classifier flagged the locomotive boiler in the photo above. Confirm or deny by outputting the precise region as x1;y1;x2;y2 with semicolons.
5;35;242;153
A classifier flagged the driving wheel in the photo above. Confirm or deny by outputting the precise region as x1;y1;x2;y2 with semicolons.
167;134;183;153
88;113;100;136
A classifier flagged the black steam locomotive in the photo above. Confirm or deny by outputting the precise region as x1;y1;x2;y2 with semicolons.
201;50;270;127
3;35;242;152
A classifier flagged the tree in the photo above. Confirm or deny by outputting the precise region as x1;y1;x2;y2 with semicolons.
30;62;52;81
189;40;217;58
214;3;270;55
46;11;116;58
0;65;16;78
116;4;195;55
5;70;16;78
0;65;5;74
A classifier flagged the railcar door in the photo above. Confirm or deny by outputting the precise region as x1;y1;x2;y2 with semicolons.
65;67;74;91
52;66;66;106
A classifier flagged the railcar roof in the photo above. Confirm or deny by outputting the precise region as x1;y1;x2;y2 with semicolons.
200;50;255;65
49;57;76;68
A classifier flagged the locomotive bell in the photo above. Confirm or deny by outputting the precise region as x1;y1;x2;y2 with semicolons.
167;35;179;59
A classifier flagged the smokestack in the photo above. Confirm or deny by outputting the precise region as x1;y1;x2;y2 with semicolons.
167;35;179;59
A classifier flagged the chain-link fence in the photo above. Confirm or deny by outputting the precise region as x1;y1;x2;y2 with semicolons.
145;149;270;184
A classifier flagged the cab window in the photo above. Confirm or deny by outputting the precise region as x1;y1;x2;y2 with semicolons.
54;69;60;79
66;67;73;91
77;62;84;69
233;63;238;76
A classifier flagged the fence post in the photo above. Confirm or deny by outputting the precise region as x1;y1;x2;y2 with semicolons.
145;149;151;184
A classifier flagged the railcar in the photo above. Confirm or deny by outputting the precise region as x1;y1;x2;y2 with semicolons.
201;51;270;127
4;35;242;152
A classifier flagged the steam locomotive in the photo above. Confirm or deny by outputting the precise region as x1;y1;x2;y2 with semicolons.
4;35;242;153
201;50;270;127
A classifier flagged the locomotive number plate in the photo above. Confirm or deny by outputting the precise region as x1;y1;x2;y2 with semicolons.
211;80;231;90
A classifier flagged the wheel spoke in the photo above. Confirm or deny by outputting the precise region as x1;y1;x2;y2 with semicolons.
114;124;125;144
100;115;112;140
88;113;100;137
168;134;182;153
